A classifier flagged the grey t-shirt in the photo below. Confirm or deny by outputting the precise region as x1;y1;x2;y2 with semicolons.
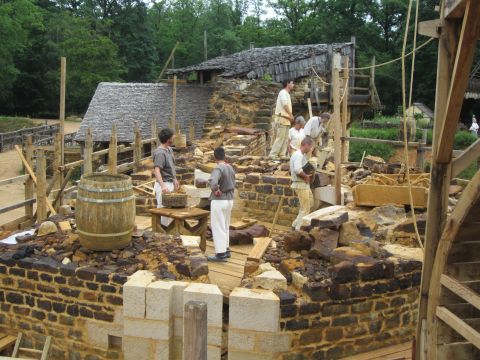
209;163;236;200
153;146;176;182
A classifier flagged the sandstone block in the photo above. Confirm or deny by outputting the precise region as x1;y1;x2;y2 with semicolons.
228;329;255;351
244;260;260;275
123;336;153;360
123;271;156;318
180;235;201;247
292;271;308;290
301;205;348;228
207;345;222;360
254;270;287;291
329;261;359;284
146;281;174;321
228;350;275;360
123;318;170;340
207;326;222;347
283;231;312;252
229;288;279;332
254;332;291;352
183;283;223;327
339;221;362;246
308;228;339;260
152;340;170;360
330;247;375;265
85;319;123;349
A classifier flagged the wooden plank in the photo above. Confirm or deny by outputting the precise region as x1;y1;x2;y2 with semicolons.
108;125;117;175
438;318;480;343
441;274;480;312
36;149;47;222
436;306;480;349
437;0;480;163
247;237;272;262
24;135;34;218
418;19;442;38
183;301;207;360
0;335;16;351
340;342;411;360
0;199;35;215
452;137;480;177
447;260;480;282
445;0;468;19
437;342;478;360
353;184;428;208
0;175;28;187
230;219;257;230
333;52;342;205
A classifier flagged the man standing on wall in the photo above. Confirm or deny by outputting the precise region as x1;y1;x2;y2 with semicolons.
153;128;180;226
208;147;236;262
290;137;315;230
303;112;331;157
269;79;295;159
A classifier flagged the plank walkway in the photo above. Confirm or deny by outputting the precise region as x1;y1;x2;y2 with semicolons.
340;342;412;360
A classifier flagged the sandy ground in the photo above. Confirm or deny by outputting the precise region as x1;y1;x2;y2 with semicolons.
0;120;81;225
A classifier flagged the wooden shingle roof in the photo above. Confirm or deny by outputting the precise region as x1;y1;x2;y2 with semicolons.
75;83;213;142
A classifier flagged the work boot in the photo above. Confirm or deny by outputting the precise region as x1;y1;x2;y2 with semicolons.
226;248;231;258
207;253;228;262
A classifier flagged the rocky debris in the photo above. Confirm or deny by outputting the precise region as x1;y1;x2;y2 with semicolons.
338;221;362;246
253;270;287;290
283;231;312;252
292;271;308;289
329;247;375;265
308;228;339;260
37;221;58;236
301;205;349;230
383;244;423;262
228;224;269;245
279;258;305;282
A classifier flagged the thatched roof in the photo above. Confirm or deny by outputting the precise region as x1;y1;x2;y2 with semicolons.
75;83;213;142
168;43;354;82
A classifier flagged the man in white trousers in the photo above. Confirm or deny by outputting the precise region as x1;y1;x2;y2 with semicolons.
269;79;295;159
153;128;179;226
208;147;236;262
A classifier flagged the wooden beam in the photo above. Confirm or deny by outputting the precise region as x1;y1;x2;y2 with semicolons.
157;41;179;81
24;135;34;219
437;0;480;163
108;125;117;174
441;274;480;312
36;149;47;222
436;306;480;350
59;57;66;168
332;52;342;205
445;0;468;19
0;199;36;215
84;128;93;175
183;301;207;360
0;174;28;187
341;55;349;163
419;19;442;38
134;122;142;172
452;137;480;177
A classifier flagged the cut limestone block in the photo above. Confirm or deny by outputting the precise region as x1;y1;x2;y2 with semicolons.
85;319;123;350
301;205;348;229
254;270;287;291
292;271;308;290
123;271;156;318
146;281;174;321
183;283;223;327
229;288;280;332
123;336;153;360
180;235;201;247
123;318;170;340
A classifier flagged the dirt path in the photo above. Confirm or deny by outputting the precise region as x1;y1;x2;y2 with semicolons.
0;120;81;225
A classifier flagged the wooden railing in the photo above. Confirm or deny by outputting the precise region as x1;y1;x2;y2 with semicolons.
0;124;60;152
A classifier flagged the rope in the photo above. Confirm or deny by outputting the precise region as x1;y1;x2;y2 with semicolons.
340;76;349;104
311;66;331;85
401;0;423;250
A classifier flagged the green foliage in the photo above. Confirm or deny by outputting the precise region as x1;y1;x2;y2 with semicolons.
350;128;398;141
349;142;395;162
458;163;478;180
262;73;273;81
453;131;477;150
0;116;35;132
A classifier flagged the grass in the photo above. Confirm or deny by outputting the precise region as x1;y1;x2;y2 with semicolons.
0;116;36;133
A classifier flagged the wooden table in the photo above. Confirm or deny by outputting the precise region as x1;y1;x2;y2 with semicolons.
149;207;210;251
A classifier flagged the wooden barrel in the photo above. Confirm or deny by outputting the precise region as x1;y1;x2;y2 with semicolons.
173;133;187;148
76;173;135;250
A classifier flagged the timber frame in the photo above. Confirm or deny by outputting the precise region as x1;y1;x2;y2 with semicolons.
416;0;480;359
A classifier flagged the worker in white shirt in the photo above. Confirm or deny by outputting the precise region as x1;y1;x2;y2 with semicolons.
303;113;331;157
269;79;295;159
288;116;306;155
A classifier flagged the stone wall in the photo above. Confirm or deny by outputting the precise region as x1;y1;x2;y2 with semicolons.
0;255;126;359
203;79;280;138
236;173;299;227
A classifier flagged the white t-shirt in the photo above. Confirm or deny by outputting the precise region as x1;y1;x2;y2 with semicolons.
303;116;326;139
288;127;305;150
275;89;292;126
290;149;307;183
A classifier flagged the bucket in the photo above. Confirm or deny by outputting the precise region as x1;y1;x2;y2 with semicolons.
76;173;135;250
173;133;187;148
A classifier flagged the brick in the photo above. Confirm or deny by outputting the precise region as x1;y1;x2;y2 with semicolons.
101;284;117;293
60;263;77;276
13;306;29;316
351;283;373;298
77;267;98;280
33;258;59;273
66;305;79;317
86;282;99;290
230;288;279;332
94;312;114;322
25;295;34;307
146;281;173;321
18;279;35;290
60;287;81;298
27;271;39;280
124;318;170;340
37;284;56;293
0;265;6;274
123;271;155;319
390;296;406;307
285;319;309;331
322;303;349;316
40;273;53;282
80;307;94;318
53;302;66;313
54;276;67;284
281;304;297;318
303;282;330;302
184;283;223;327
332;315;358;326
106;295;123;306
325;328;343;342
299;302;321;315
255;184;273;194
328;284;351;300
96;270;111;283
6;292;24;304
9;268;25;277
112;273;128;285
275;290;297;305
32;310;46;320
351;301;372;314
299;329;322;345
68;277;84;287
329;261;358;284
245;173;260;184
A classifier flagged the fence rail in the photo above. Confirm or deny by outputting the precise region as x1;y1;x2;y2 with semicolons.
0;125;60;152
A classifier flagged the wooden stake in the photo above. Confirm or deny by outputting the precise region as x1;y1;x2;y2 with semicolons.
183;301;207;360
157;41;179;81
24;136;34;219
59;57;66;167
189;121;196;142
341;55;349;163
171;75;177;130
332;52;342;205
84;128;93;175
36;149;47;222
134;122;142;172
151;120;158;149
108;125;118;175
53;132;62;191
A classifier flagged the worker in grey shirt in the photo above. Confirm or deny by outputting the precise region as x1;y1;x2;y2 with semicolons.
153;128;179;226
290;137;314;230
208;147;236;262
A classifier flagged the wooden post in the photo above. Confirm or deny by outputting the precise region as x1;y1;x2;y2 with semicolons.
134;122;142;172
36;149;47;222
151;120;158;149
332;52;342;205
417;129;428;171
24;136;34;219
183;301;207;360
84;128;93;175
204;30;207;61
53;133;62;190
59;57;66;167
108;125;117;175
341;56;349;163
189;121;195;142
171;75;177;130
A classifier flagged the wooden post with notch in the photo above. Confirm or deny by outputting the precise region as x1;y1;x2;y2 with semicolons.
108;125;117;175
332;52;342;205
36;149;47;222
59;57;66;168
53;133;62;190
24;136;34;219
134;122;142;172
84;128;93;175
183;301;207;360
341;55;349;163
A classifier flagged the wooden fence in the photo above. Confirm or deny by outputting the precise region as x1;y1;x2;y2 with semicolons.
0;125;61;152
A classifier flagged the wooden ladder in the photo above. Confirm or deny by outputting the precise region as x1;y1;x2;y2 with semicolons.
11;333;51;360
